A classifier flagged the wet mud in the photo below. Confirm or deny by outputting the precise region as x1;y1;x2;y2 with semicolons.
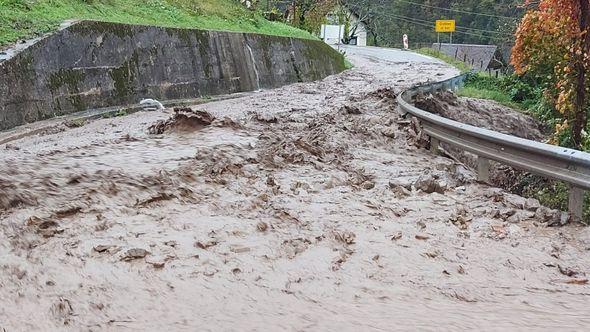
1;51;590;330
413;91;572;221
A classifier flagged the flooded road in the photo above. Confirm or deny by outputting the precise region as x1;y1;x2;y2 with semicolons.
1;46;590;330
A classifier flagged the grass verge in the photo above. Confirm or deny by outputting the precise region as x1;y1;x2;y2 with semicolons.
0;0;314;47
414;47;471;73
458;86;524;110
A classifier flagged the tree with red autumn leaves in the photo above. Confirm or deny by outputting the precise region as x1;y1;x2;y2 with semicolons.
512;0;590;148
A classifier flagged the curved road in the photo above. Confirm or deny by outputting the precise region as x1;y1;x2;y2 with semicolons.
339;44;444;64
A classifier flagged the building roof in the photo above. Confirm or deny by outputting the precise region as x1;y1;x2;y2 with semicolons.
433;43;497;71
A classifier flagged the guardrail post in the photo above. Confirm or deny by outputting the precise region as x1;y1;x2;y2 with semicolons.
477;156;490;183
568;185;584;221
430;137;439;155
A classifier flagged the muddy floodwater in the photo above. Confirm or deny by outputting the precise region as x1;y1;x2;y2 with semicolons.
2;47;590;330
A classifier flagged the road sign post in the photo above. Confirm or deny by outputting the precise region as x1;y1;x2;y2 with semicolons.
435;20;456;48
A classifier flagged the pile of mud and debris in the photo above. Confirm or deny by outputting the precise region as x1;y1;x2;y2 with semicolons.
413;90;547;141
411;91;574;223
148;107;216;134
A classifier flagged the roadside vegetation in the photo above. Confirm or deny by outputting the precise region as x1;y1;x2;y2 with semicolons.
418;45;590;221
0;0;314;47
414;48;471;73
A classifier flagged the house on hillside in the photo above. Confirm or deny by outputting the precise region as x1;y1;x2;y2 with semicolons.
268;1;368;46
320;5;368;46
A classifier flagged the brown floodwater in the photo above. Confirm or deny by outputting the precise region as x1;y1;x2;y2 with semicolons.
1;48;590;331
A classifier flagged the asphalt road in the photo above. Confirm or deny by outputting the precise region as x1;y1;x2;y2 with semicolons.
338;44;444;64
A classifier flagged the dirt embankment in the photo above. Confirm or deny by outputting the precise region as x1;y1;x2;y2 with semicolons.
414;91;547;141
412;91;574;223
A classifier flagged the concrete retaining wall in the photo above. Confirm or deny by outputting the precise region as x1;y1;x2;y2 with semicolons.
0;21;345;130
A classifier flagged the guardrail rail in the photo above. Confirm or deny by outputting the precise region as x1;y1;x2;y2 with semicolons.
397;73;590;221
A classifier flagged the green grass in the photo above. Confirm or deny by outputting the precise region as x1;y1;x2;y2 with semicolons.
458;86;524;110
344;58;354;69
414;47;471;73
414;48;522;108
0;0;314;47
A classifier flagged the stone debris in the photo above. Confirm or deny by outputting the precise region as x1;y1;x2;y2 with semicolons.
93;244;116;253
120;248;150;261
414;173;447;194
256;222;269;232
195;240;218;250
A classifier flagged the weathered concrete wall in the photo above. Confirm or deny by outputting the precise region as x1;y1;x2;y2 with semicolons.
0;21;345;130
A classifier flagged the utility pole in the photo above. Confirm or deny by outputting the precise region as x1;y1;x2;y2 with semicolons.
337;0;342;51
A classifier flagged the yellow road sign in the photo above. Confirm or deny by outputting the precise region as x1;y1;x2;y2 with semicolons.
435;20;456;33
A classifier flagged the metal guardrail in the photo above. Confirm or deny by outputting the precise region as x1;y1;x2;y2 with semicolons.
397;73;590;220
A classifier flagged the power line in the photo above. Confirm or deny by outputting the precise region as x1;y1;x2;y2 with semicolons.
378;12;512;40
390;0;517;20
378;13;509;41
380;12;512;36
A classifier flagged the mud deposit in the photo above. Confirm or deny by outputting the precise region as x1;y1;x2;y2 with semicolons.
2;50;590;330
413;91;566;216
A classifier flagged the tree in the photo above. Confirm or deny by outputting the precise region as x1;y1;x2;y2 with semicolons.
339;0;524;48
342;0;384;45
512;0;590;148
288;0;337;32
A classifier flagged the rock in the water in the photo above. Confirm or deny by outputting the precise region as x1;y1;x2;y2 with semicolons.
414;173;446;194
381;127;396;138
93;244;116;253
230;245;251;253
256;222;269;232
342;104;361;115
548;212;571;227
524;198;541;212
121;248;150;261
146;256;166;268
389;179;413;191
535;206;562;225
504;194;527;209
255;112;278;123
390;185;411;198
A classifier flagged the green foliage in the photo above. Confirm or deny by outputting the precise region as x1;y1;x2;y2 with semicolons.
343;0;523;47
520;176;590;223
458;86;523;110
100;108;130;118
0;0;314;47
462;72;590;150
459;72;549;113
344;58;354;69
459;72;590;221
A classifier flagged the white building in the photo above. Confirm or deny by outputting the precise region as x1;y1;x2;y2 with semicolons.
320;6;368;47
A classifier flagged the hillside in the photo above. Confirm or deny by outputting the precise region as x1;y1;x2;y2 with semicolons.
342;0;523;47
0;0;314;47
